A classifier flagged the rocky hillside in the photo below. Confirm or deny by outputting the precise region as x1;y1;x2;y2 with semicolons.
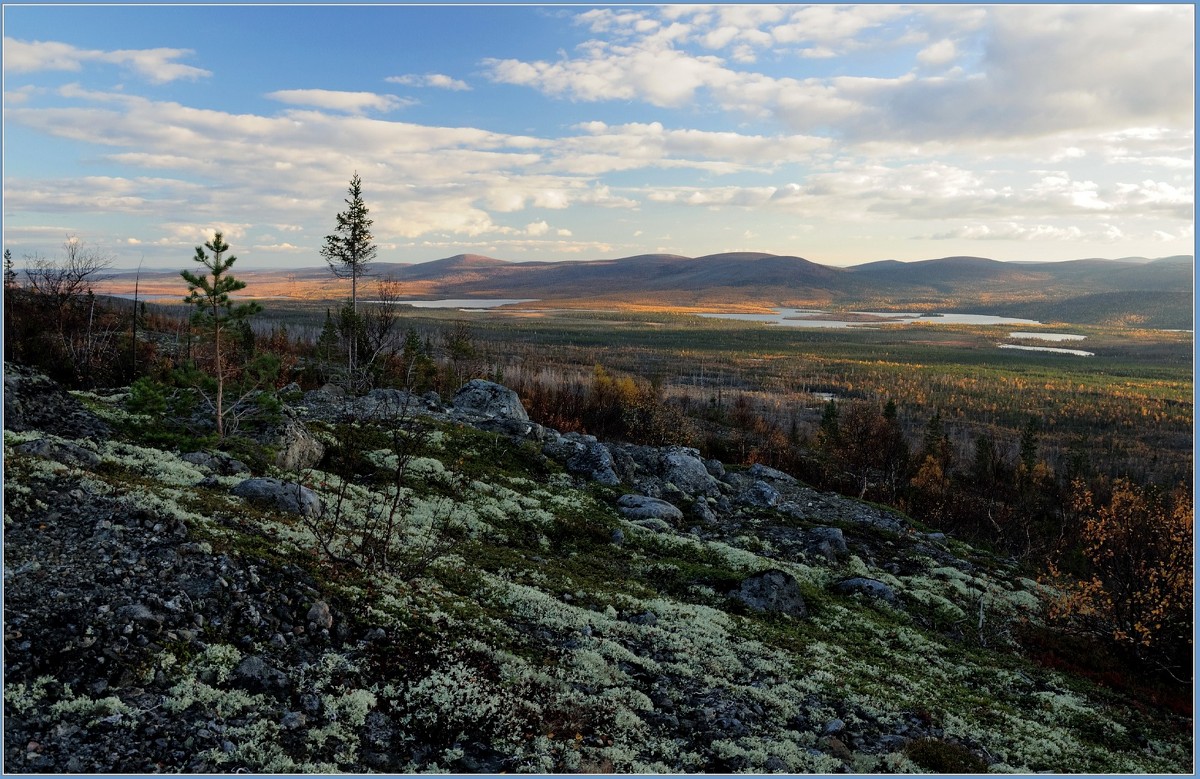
3;366;1191;773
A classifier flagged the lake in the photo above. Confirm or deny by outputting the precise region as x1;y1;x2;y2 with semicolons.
698;309;1042;329
1009;331;1086;342
998;344;1094;357
373;298;539;309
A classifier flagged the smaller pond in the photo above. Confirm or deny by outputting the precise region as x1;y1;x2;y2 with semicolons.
372;298;539;309
998;344;1094;357
1008;331;1086;342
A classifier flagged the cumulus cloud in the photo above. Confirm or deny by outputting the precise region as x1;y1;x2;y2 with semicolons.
386;73;471;91
265;89;413;114
484;5;1193;147
3;85;42;106
484;37;735;108
3;175;202;214
3;38;211;83
562;121;830;173
916;39;958;67
926;222;1130;243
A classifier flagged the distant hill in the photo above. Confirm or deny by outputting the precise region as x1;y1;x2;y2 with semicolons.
93;252;1194;323
956;290;1194;330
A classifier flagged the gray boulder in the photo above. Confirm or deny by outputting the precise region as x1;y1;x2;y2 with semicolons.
616;494;684;524
272;415;325;472
452;379;529;421
833;577;897;604
14;439;99;469
234;655;291;694
659;446;721;498
691;498;719;524
807;527;848;561
231;477;321;518
476;416;537;440
3;364;110;440
544;434;620;486
735;569;807;618
182;451;250;476
355;388;418;419
738;480;781;508
307;600;334;630
746;463;798;484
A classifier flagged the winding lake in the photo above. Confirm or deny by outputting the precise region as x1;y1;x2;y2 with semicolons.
374;298;539;309
1008;331;1087;342
698;309;1042;329
998;344;1094;357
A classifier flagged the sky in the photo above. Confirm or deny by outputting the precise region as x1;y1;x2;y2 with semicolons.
2;4;1195;270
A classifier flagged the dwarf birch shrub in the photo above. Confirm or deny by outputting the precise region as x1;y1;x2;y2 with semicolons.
297;410;466;579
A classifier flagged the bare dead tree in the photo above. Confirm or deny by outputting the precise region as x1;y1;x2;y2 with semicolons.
22;236;116;384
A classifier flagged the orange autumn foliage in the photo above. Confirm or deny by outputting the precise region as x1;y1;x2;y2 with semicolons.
1046;478;1193;672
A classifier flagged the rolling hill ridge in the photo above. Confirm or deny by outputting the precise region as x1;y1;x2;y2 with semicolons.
96;252;1194;325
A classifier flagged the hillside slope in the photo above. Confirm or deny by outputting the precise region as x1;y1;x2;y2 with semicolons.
3;367;1191;773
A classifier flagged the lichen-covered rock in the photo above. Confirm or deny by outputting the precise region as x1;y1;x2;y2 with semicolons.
3;363;110;440
659;446;721;498
182;451;250;476
231;477;321;518
306;600;334;630
234;655;291;695
272;415;325;472
833;577;897;604
746;463;797;484
544;434;620;485
631;517;675;533
807;527;848;560
355;388;417;419
452;379;529;421
14;438;100;469
738;480;781;508
616;494;684;523
734;569;807;618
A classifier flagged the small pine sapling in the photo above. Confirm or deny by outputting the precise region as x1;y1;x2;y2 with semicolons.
181;231;263;439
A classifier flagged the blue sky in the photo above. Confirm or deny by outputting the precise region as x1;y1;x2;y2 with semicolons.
3;4;1194;270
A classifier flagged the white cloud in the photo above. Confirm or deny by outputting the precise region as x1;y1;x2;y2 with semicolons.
524;220;550;236
3;175;202;214
386;73;471;91
563;120;830;173
485;5;1193;150
3;38;211;83
917;39;958;67
265;89;413;114
770;5;911;50
484;39;733;108
251;242;304;252
926;222;1132;243
3;85;42;106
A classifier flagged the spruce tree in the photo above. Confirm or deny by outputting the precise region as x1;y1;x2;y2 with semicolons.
181;231;261;439
3;249;16;289
320;172;377;377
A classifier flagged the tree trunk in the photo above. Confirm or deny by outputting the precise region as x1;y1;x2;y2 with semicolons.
215;320;225;440
349;270;358;376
